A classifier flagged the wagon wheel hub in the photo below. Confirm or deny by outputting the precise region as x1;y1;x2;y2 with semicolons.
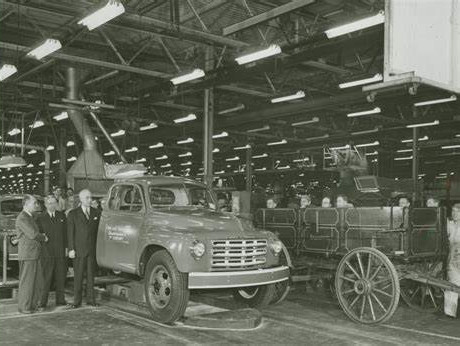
354;279;371;295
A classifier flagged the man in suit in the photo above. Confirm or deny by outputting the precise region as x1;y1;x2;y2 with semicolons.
37;195;68;309
15;195;48;314
67;189;100;308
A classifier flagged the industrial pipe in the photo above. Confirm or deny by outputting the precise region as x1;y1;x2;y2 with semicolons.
89;111;127;163
1;142;50;194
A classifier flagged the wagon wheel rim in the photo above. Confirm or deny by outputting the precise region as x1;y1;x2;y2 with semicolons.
148;264;172;309
400;260;444;312
336;248;399;324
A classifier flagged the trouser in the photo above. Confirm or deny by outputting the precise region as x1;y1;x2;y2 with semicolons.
18;260;41;312
444;253;460;317
73;255;96;306
39;257;67;306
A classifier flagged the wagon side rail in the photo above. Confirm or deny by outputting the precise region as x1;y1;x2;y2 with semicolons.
401;270;460;294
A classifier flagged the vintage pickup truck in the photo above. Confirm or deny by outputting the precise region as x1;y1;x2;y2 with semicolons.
96;175;290;323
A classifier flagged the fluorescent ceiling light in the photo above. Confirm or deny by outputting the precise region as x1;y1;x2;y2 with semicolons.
401;135;428;143
234;144;251;150
235;44;281;65
67;156;77;162
213;131;228;139
226;156;240;162
406;120;439;128
330;144;350;150
291;117;319;127
135;158;146;163
365;151;378;156
414;95;457;107
8;128;21;136
394;156;413;161
30;120;45;129
78;0;125;31
180;161;192;166
397;149;412;153
66;141;75;147
441;144;460;149
293;158;309;163
218;104;245;115
252;153;268;159
212;148;220;153
215;170;225;175
27;39;62;60
53;111;68;121
174;113;196;124
306;134;329;141
140;122;158;131
267;139;287;146
339;73;383;89
160;163;171;168
104;150;115;156
46;145;55;151
27;149;37;155
0;156;26;168
247;125;270;133
325;11;385;38
178;152;192;157
155;155;168;160
356;141;379;148
171;69;205;85
278;165;290;170
39;161;45;167
255;167;267;171
347;107;381;118
351;127;379;136
125;146;138;153
149;142;164;149
0;64;18;81
456;134;460;138
271;90;305;104
52;159;60;164
110;129;125;137
177;137;194;144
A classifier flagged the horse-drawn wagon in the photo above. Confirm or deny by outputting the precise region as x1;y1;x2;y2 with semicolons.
255;206;459;324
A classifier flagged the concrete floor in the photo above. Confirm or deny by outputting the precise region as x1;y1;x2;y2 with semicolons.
1;283;459;345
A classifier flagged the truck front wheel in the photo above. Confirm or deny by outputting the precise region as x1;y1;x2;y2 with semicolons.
232;284;276;308
144;250;189;324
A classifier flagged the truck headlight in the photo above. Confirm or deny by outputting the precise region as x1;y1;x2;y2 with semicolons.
269;240;283;256
190;241;206;259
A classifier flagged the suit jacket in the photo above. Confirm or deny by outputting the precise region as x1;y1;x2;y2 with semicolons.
15;211;47;260
37;211;67;258
67;206;100;258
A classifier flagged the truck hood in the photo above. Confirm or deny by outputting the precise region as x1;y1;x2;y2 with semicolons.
147;207;269;239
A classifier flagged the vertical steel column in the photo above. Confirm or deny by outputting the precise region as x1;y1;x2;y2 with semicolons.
203;47;214;187
59;128;67;187
43;149;50;195
412;127;419;204
245;146;253;192
2;234;7;284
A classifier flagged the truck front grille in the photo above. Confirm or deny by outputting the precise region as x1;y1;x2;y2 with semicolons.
211;239;267;271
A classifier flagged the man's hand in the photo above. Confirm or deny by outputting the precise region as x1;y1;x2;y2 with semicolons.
43;234;49;242
69;249;76;259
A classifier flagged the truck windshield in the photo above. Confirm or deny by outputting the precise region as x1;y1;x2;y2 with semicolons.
149;184;216;209
1;199;23;215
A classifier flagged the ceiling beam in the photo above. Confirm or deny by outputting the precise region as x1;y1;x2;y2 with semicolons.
223;0;315;36
0;41;171;79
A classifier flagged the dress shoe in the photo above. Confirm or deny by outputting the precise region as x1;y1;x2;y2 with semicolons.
69;304;81;309
86;302;99;307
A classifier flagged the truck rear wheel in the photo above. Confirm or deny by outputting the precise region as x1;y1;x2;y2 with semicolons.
233;284;276;308
144;250;189;324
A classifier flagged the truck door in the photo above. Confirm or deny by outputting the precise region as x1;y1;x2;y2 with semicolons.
101;183;145;273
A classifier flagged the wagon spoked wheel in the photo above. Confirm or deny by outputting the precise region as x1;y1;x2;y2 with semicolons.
400;260;444;313
335;247;400;324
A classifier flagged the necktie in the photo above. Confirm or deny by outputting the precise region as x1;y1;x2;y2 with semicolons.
84;208;89;219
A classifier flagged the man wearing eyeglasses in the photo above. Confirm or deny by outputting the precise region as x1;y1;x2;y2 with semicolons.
15;195;48;314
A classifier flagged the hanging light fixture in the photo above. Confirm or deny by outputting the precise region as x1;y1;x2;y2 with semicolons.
0;155;27;168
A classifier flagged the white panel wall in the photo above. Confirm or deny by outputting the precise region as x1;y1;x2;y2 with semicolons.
385;0;460;92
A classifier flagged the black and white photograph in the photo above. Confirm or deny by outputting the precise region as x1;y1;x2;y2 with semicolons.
0;0;459;344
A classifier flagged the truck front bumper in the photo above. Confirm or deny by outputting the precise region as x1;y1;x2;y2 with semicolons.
188;266;290;289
